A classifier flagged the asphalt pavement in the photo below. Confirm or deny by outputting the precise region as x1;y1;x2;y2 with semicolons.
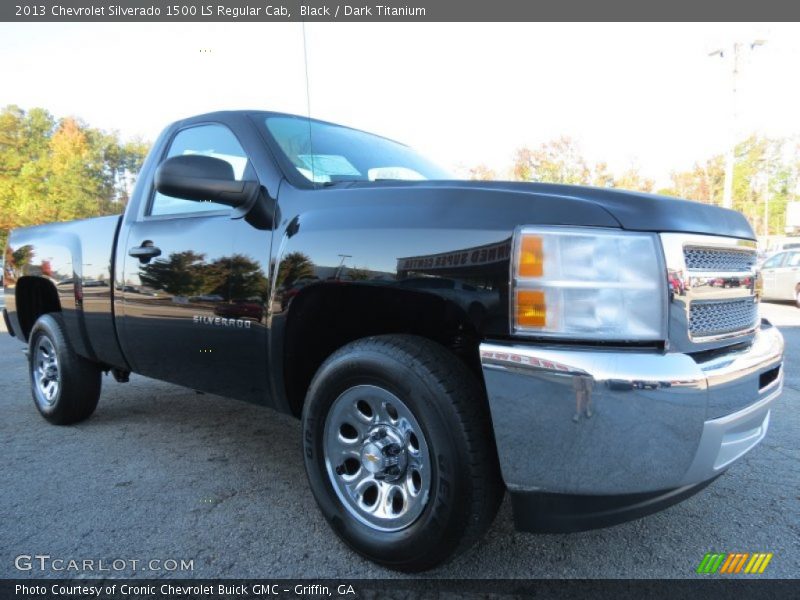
0;303;797;579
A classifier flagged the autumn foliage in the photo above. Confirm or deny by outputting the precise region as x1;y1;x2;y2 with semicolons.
0;105;149;250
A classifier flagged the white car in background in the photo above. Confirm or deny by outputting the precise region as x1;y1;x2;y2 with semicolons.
761;240;800;261
761;250;800;307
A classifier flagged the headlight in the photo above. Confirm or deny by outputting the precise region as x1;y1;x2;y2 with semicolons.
511;226;667;341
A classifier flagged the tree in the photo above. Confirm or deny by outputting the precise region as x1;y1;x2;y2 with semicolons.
659;155;725;205
513;136;590;184
139;251;209;297
47;117;103;222
0;105;149;251
348;266;371;281
276;252;315;288
766;138;800;235
467;164;497;181
210;254;269;301
3;243;34;283
591;161;615;188
658;135;800;236
614;165;655;193
0;106;54;238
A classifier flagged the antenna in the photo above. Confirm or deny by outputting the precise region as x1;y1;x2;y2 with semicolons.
301;22;316;186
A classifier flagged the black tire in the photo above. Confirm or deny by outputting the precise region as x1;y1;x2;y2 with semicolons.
28;313;101;425
302;334;504;572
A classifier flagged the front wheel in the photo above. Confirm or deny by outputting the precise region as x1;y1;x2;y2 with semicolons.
302;335;504;572
28;313;101;425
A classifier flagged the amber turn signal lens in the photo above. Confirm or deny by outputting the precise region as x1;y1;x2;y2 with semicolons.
516;290;546;328
519;235;543;278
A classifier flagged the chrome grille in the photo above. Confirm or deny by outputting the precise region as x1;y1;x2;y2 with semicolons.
684;247;756;272
662;233;759;348
689;298;758;338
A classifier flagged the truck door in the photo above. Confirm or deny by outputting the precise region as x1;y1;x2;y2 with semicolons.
118;123;271;402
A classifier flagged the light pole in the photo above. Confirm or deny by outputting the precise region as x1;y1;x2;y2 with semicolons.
709;39;766;210
335;254;352;280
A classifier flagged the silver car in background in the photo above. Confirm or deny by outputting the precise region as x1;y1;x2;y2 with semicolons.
761;250;800;307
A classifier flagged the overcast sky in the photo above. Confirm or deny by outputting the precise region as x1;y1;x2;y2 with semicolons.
1;22;798;186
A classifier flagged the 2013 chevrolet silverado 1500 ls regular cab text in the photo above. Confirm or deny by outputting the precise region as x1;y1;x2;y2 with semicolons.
3;111;785;571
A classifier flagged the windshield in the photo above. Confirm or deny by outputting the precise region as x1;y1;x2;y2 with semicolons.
264;116;451;184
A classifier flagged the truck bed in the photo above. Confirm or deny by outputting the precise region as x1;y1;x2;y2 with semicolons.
4;214;127;370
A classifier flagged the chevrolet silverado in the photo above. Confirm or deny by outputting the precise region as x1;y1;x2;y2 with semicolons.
2;111;784;571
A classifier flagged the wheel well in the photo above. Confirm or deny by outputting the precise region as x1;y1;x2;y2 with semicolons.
283;283;482;417
15;276;62;340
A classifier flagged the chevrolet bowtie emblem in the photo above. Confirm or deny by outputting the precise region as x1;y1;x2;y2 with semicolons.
365;453;379;463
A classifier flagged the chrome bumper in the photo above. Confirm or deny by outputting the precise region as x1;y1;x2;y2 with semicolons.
480;321;784;495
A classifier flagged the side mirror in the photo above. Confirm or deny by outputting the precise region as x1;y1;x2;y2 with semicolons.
154;155;275;229
155;155;258;208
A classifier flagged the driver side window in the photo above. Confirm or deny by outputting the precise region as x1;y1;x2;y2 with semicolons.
150;124;251;216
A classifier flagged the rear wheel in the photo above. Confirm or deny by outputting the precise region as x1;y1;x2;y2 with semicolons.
302;334;504;572
28;313;101;425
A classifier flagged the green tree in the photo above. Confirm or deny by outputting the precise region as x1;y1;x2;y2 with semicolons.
210;254;269;301
277;252;315;288
0;106;54;238
139;251;209;297
658;135;800;236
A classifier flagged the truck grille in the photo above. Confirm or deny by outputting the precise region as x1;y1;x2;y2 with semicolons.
689;298;758;338
662;233;759;347
684;247;757;272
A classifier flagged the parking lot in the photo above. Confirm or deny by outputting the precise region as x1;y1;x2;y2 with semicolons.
0;303;798;579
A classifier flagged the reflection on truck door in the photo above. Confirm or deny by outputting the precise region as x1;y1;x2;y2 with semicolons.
119;123;269;400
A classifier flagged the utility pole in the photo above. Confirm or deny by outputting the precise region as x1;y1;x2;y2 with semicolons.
709;40;766;210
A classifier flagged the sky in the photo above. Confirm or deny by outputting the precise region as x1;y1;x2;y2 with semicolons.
1;22;799;187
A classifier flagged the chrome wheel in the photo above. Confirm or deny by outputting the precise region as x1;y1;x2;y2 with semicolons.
323;384;431;532
33;336;60;407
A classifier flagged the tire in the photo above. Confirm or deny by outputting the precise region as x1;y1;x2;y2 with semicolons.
302;334;504;572
28;313;101;425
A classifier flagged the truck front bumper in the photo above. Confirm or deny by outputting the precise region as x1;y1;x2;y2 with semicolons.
480;320;784;532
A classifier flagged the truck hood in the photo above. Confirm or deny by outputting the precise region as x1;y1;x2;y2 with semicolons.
343;180;755;240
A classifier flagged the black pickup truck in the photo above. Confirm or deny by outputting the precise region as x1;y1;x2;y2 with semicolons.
3;111;785;571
